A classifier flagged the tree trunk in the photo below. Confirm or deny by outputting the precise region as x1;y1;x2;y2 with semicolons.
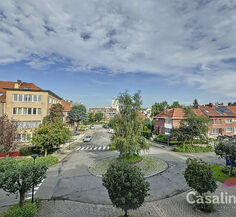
19;191;25;208
229;162;234;176
44;148;48;157
124;209;128;217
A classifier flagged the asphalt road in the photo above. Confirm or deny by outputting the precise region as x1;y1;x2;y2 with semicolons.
0;125;225;207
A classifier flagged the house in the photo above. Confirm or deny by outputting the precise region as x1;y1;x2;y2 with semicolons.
61;99;72;123
154;105;236;137
0;80;62;143
199;105;236;137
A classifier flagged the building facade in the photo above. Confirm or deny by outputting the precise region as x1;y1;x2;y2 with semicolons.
0;80;61;143
154;106;236;137
89;107;118;120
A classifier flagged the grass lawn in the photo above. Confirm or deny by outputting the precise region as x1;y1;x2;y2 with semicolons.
89;156;167;177
210;164;236;183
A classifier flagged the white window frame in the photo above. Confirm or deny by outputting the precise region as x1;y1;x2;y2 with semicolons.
226;127;233;133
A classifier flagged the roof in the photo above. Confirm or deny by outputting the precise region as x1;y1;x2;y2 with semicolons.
61;100;71;111
137;111;147;119
155;108;205;118
199;105;236;117
0;81;41;101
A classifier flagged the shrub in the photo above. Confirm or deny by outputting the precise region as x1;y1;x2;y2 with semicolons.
103;160;150;217
173;144;213;153
36;156;58;166
0;202;37;217
184;158;217;212
155;134;167;142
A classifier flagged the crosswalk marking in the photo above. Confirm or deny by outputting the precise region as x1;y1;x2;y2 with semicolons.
26;179;45;200
76;146;111;152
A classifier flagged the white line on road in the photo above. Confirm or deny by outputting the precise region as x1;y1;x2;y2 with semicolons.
77;147;81;150
84;147;89;150
103;146;106;150
89;147;93;150
94;147;98;150
107;146;110;150
98;147;102;150
81;147;85;150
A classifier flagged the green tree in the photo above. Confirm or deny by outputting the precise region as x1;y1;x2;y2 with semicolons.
88;112;95;123
0;158;48;208
0;115;17;154
49;103;64;122
170;101;182;108
95;112;103;122
151;101;169;116
111;91;149;156
103;160;150;217
215;138;236;176
32;120;72;156
68;104;87;130
171;108;209;144
184;158;217;212
193;99;199;108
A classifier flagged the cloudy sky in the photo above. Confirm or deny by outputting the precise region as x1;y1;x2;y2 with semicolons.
0;0;236;108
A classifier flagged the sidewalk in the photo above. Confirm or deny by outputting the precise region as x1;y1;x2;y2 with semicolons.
36;184;236;217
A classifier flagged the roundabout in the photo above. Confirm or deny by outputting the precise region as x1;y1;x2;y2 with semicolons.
89;155;168;178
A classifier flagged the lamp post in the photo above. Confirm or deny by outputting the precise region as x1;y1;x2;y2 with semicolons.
31;154;38;203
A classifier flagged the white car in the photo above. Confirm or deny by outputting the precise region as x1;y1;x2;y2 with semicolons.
84;136;92;142
108;129;114;134
90;125;95;129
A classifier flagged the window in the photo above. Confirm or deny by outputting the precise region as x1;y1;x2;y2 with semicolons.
211;119;214;124
219;119;222;124
33;95;37;102
33;108;37;115
19;94;23;102
165;128;171;134
23;108;27;115
38;108;41;115
13;108;17;114
212;128;217;134
226;119;233;124
28;108;32;115
215;119;217;124
13;94;18;102
18;108;22;115
38;95;42;102
28;95;32;102
226;128;233;133
49;97;52;103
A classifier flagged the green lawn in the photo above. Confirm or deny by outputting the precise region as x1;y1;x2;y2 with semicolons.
210;165;235;183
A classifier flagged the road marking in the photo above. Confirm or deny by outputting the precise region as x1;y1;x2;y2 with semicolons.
107;146;110;150
94;147;98;150
81;147;85;150
98;147;102;150
89;147;93;150
77;147;81;150
103;146;106;150
84;147;89;150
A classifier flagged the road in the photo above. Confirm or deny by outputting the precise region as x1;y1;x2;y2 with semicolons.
0;125;225;207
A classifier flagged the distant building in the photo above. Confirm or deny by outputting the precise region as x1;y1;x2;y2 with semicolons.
112;98;119;112
89;107;118;120
61;99;72;123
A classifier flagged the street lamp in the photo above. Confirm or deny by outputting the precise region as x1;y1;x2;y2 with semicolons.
31;154;38;203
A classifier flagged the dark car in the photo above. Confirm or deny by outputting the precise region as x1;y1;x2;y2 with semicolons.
103;124;108;129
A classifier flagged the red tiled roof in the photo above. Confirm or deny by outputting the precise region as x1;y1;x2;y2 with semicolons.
61;100;71;111
137;111;147;119
0;81;41;101
156;108;205;118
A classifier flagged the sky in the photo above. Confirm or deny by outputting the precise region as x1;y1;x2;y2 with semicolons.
0;0;236;108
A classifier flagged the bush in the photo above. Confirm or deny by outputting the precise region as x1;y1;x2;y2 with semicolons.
0;202;37;217
192;193;215;212
19;146;39;156
173;144;214;153
155;134;167;142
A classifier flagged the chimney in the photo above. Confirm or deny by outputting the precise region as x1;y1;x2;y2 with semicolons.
14;80;22;89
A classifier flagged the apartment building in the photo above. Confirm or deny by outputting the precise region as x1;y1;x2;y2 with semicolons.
89;107;118;120
154;106;236;137
61;99;72;123
0;80;61;143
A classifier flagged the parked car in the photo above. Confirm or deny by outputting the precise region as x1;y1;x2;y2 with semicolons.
90;125;95;129
108;129;114;134
103;124;108;129
73;131;80;136
84;136;92;142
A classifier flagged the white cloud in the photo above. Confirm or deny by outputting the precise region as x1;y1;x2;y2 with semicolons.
0;0;236;97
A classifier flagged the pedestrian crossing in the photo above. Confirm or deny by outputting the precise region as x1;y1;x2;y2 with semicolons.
76;146;110;151
25;179;45;200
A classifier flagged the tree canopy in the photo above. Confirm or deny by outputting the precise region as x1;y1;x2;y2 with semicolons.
0;158;48;207
215;138;236;176
32;120;72;156
103;160;149;217
68;104;87;130
95;112;103;122
193;99;199;108
111;91;149;156
49;103;64;122
0;115;17;153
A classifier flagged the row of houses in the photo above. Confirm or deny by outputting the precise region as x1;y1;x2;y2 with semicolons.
0;80;72;142
154;105;236;137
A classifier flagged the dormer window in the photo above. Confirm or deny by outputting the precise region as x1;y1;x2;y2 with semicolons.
0;92;3;97
23;87;29;90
